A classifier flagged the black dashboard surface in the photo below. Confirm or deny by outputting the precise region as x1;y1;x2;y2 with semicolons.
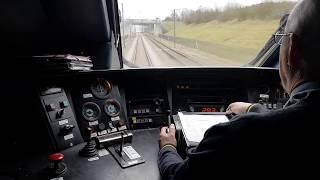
1;67;284;180
61;129;160;180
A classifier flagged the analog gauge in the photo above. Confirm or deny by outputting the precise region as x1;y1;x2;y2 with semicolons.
82;102;101;121
104;99;121;117
90;79;112;99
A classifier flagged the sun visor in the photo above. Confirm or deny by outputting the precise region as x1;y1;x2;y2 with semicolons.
45;0;111;43
1;0;111;55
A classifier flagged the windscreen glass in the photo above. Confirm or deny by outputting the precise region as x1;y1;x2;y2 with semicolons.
119;0;296;68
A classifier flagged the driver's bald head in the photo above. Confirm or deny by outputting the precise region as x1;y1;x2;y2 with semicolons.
285;0;320;79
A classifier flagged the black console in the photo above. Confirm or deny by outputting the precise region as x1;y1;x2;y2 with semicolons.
4;68;289;180
71;79;131;147
172;81;248;113
40;87;83;151
127;97;169;129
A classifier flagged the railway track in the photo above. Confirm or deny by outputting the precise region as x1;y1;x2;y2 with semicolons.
132;34;153;67
145;34;201;66
130;33;203;67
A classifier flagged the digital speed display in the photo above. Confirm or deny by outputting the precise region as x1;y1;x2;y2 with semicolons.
189;105;224;112
201;107;218;112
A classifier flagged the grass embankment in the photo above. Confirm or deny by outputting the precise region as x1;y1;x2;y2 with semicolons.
162;20;279;64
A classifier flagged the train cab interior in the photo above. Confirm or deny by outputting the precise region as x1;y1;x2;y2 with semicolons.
1;0;297;179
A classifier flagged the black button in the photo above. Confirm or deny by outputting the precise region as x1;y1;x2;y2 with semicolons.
98;123;106;131
46;104;56;112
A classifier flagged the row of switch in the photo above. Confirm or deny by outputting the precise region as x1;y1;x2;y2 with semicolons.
46;101;69;112
133;108;161;115
90;125;127;138
132;118;153;124
262;103;279;109
133;108;150;114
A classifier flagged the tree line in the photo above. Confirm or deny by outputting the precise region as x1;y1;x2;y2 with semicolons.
164;1;295;24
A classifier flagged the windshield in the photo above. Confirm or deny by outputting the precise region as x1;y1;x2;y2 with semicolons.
119;0;296;68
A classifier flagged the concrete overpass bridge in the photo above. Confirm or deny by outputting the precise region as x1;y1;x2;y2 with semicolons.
121;19;162;36
126;19;159;26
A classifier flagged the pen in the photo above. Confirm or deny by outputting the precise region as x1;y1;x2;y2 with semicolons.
166;115;171;133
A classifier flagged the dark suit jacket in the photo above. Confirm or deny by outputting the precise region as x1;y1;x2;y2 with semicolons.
158;82;320;179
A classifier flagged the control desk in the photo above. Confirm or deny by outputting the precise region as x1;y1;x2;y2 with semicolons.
1;67;287;180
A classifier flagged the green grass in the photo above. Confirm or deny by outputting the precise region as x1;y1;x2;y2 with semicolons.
161;20;279;63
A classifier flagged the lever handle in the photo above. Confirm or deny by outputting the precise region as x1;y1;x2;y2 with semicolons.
117;132;125;157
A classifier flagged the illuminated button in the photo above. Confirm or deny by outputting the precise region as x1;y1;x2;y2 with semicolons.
141;109;146;113
138;109;142;114
132;117;137;124
273;104;277;109
91;132;98;138
133;110;137;114
98;130;107;136
155;108;160;113
60;101;69;108
149;119;153;123
146;109;150;113
111;116;120;121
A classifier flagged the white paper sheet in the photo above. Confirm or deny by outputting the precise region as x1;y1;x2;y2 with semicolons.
178;112;229;146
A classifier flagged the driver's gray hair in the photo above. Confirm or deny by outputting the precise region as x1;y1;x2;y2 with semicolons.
286;0;320;79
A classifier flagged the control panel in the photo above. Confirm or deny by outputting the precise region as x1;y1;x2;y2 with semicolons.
40;88;83;151
72;79;130;145
247;86;289;110
172;82;248;113
127;98;169;129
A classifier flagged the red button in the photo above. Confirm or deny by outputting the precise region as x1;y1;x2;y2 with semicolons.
48;153;64;161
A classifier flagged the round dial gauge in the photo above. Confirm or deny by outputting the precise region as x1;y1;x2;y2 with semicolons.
90;79;112;99
82;102;101;121
104;99;121;117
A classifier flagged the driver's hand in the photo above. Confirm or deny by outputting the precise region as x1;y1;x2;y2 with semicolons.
226;102;252;115
159;124;177;149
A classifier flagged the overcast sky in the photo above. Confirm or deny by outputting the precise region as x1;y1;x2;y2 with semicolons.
118;0;297;20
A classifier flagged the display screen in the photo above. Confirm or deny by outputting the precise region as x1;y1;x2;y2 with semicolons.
201;107;218;112
190;105;225;112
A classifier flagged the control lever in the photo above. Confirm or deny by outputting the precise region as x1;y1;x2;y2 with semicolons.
79;127;98;157
60;124;75;135
116;132;125;157
56;109;64;119
108;131;145;168
166;110;172;133
108;121;115;129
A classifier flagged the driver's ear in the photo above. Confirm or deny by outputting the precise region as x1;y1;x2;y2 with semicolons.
287;33;302;70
